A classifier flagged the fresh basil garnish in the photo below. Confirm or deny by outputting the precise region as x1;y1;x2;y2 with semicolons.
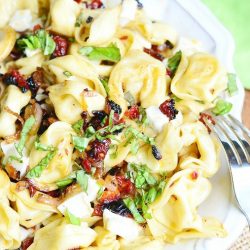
79;43;121;62
15;116;35;156
167;51;182;77
65;209;81;226
227;73;238;96
212;99;232;115
123;197;145;223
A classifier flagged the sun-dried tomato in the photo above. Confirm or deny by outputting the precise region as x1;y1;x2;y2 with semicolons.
143;47;164;61
2;70;29;92
92;203;103;216
116;175;135;197
159;99;178;120
52;35;68;57
99;190;120;204
87;139;111;163
81;158;92;173
107;100;122;115
87;0;103;9
21;237;34;250
33;24;42;32
125;105;140;120
28;184;37;198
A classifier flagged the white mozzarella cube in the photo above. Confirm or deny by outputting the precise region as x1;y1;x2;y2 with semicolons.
1;141;29;177
57;192;93;219
103;209;142;241
9;10;33;32
146;106;169;133
120;0;138;26
86;177;100;202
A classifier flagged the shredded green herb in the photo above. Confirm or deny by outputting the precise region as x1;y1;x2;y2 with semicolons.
15;116;35;156
65;209;81;226
227;73;238;96
167;51;182;77
212;99;232;115
123;197;145;223
79;43;121;62
35;140;55;152
76;170;88;192
72;119;84;134
100;77;110;95
17;30;56;56
72;135;92;152
26;150;57;178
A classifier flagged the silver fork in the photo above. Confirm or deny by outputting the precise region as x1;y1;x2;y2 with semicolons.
205;114;250;231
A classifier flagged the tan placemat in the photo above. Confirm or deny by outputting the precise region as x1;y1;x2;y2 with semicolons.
229;227;250;250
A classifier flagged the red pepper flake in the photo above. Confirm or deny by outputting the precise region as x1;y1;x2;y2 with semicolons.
199;113;215;133
28;184;37;198
52;35;68;57
124;105;140;120
21;237;34;250
120;35;128;40
33;24;42;32
81;158;92;173
159;99;178;120
191;171;199;180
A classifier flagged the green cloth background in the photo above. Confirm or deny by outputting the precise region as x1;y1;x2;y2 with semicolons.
202;0;250;89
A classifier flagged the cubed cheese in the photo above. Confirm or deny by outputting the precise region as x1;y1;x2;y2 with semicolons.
9;10;33;32
1;141;29;177
103;209;142;241
57;192;93;219
120;0;137;26
146;106;169;133
86;177;100;202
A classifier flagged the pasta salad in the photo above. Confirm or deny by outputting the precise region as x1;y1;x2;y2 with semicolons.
0;0;238;249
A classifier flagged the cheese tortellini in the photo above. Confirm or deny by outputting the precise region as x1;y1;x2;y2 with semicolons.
147;169;227;243
0;85;31;137
28;122;75;190
109;50;170;113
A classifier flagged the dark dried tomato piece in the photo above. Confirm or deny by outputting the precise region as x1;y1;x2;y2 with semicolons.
87;0;103;9
87;139;111;163
52;35;68;57
159;99;178;120
103;199;132;217
21;237;34;250
152;145;162;160
2;70;29;92
92;203;103;216
86;16;94;23
116;175;135;197
99;190;120;204
107;100;122;115
33;24;42;32
81;158;92;173
87;111;108;130
125;105;140;120
143;47;164;61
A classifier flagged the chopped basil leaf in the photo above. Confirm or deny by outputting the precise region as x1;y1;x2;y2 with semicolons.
8;155;23;163
100;77;110;94
144;187;157;204
35;140;55;152
123;198;145;223
124;91;136;106
142;170;157;186
72;135;91;152
135;172;146;188
26;150;56;178
167;51;182;77
76;170;88;192
212;99;232;115
65;209;81;226
110;144;118;159
17;30;56;56
56;171;77;188
79;43;121;62
15;116;35;156
138;107;148;126
97;186;104;199
63;71;72;77
85;126;96;137
72;119;84;134
227;73;238;96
